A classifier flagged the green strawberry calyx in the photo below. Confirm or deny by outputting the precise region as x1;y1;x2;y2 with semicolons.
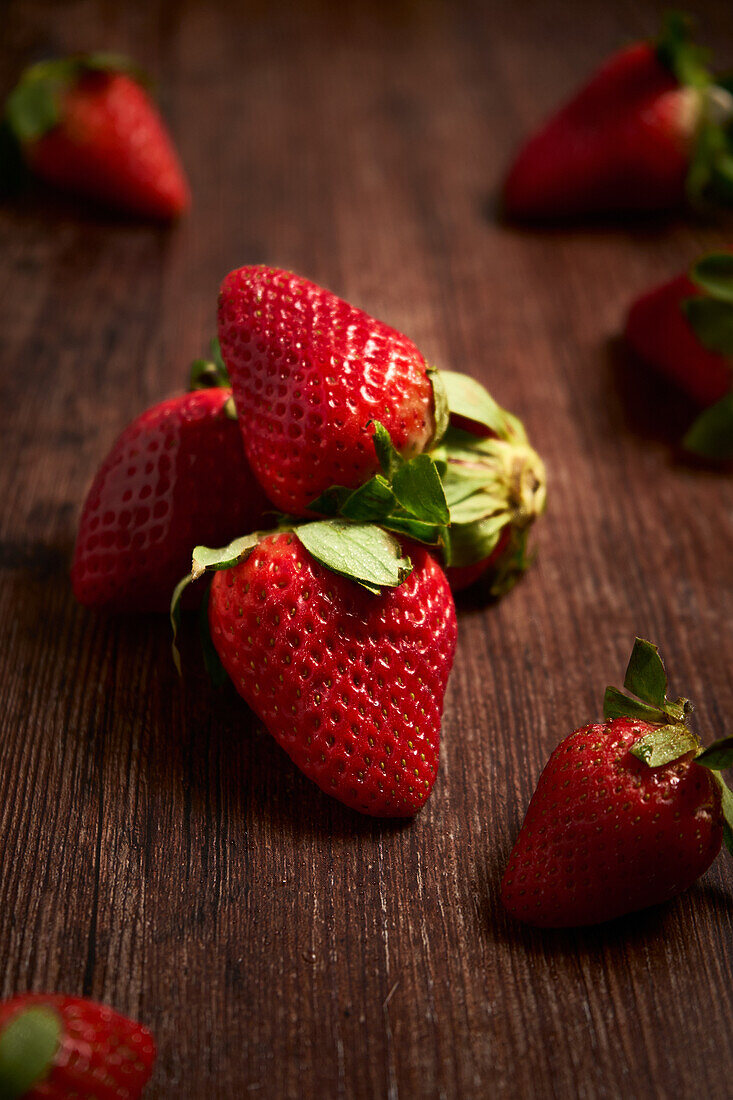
0;1005;61;1100
170;524;414;674
4;53;146;147
656;13;733;210
188;337;236;419
604;637;733;853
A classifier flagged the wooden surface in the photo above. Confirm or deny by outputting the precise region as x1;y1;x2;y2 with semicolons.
1;1;732;1097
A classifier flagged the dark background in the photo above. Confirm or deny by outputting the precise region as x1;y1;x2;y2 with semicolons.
1;1;732;1097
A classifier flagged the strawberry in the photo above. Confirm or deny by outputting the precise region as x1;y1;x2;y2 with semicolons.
502;14;733;220
501;639;733;927
72;345;268;613
3;54;190;219
217;266;444;515
0;993;155;1098
625;250;733;460
172;523;457;817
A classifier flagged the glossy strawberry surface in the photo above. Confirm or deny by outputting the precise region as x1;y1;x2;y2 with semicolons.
209;534;457;816
218;266;437;515
501;717;723;927
72;389;268;613
26;71;190;219
0;993;155;1099
625;271;732;407
503;42;694;219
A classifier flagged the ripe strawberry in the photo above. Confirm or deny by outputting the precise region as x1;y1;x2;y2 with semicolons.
173;525;457;816
4;54;190;219
217;266;443;515
625;250;733;460
502;14;733;220
73;354;268;613
0;993;155;1098
501;639;733;927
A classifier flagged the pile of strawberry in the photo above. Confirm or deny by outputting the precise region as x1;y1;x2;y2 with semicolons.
71;265;547;818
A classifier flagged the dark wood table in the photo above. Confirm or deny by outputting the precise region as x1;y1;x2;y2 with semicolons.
2;1;732;1096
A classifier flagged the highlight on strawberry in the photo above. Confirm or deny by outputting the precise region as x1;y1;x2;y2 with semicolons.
72;341;268;613
2;53;190;219
625;249;733;460
502;13;733;221
0;993;155;1099
501;638;733;927
171;524;457;817
217;265;546;594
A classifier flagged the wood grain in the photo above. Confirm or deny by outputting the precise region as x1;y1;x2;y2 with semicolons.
1;1;732;1097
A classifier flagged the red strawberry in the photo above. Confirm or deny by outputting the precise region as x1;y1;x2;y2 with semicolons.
217;266;441;515
501;639;733;927
174;526;456;816
4;54;190;219
73;377;268;613
0;993;155;1098
625;250;733;460
502;15;733;220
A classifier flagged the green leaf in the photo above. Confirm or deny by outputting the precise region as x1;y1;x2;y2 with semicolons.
427;366;450;447
0;1006;60;1100
623;638;668;708
439;371;521;440
379;515;442;544
630;724;701;768
306;486;353;516
603;686;666;725
295;521;412;592
695;736;733;770
690;252;733;302
340;476;396;522
5;76;59;143
683;392;733;460
444;512;507;569
199;585;228;688
392;454;449;524
372;421;403;480
682;297;733;355
656;11;710;88
712;775;733;855
447;489;507;525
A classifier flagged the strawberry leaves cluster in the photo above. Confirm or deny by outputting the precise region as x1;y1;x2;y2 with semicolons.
681;252;733;459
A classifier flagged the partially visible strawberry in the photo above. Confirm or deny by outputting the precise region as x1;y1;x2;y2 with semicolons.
217;266;444;515
0;993;155;1098
3;54;190;219
501;638;733;927
502;14;733;220
172;524;457;816
72;347;268;613
625;250;733;460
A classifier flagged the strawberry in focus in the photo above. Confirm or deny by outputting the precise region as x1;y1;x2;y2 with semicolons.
72;355;268;613
3;54;190;219
0;993;155;1098
501;639;733;927
217;266;441;515
502;14;733;220
625;250;733;460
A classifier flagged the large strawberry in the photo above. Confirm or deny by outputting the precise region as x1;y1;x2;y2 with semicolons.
3;53;190;219
502;14;733;220
0;993;155;1098
501;639;733;927
625;250;733;460
72;346;268;613
217;266;445;515
172;523;457;816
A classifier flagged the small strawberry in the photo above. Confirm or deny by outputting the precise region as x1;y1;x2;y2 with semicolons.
625;250;733;460
502;14;733;220
501;639;733;927
72;345;268;613
172;522;457;816
217;266;445;515
0;993;155;1098
3;53;190;219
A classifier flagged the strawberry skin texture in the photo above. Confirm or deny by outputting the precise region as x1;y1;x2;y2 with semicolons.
625;271;732;407
0;993;155;1099
209;534;457;816
503;42;696;219
25;71;190;219
72;389;268;613
218;266;437;515
501;717;723;927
